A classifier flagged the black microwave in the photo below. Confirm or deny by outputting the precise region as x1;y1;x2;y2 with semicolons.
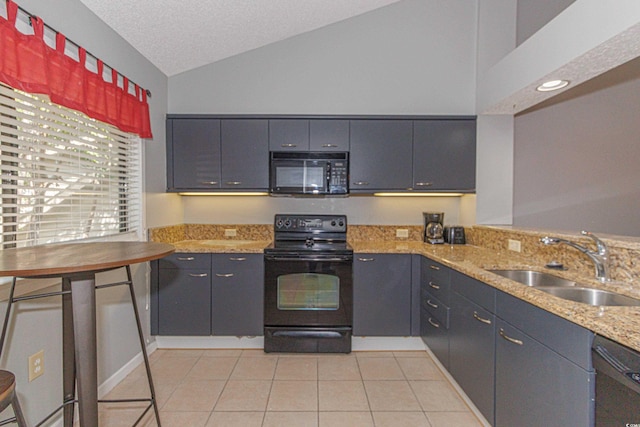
269;152;349;196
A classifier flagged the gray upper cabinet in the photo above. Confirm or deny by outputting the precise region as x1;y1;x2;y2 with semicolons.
349;120;413;192
309;120;349;151
167;118;221;190
220;119;269;190
269;119;309;151
413;119;476;191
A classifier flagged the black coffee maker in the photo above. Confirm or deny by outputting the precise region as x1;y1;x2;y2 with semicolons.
423;212;444;244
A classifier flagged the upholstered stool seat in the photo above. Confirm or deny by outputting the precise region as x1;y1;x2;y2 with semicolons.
0;370;27;426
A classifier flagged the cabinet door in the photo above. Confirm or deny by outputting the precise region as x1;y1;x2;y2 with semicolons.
269;119;309;151
349;120;413;192
168;118;221;190
309;119;349;151
420;306;449;368
157;268;211;335
221;119;269;190
413;120;476;191
449;292;495;424
353;254;411;336
495;320;594;427
211;254;264;336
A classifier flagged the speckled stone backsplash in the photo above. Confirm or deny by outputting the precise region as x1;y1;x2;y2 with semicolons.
470;226;640;286
348;225;424;241
149;224;272;243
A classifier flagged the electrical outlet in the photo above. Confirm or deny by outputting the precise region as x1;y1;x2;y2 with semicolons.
224;228;237;237
396;229;409;238
29;350;44;382
508;239;522;252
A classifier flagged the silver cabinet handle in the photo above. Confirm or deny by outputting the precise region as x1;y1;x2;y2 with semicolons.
352;181;369;186
499;328;523;346
358;257;375;262
473;311;492;325
225;181;242;185
322;144;338;148
428;317;440;328
215;273;234;278
229;257;246;261
415;182;433;187
429;265;441;271
426;299;438;309
201;181;219;185
428;281;440;290
281;143;297;148
177;257;195;261
188;273;208;277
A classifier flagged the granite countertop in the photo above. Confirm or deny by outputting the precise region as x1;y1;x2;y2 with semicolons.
168;238;640;352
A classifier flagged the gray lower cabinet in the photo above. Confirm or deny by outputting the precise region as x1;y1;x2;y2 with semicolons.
349;120;413;192
211;254;263;336
167;118;221;191
419;257;451;367
449;272;496;424
413;119;476;191
152;252;264;337
154;253;212;335
353;254;412;336
495;292;594;427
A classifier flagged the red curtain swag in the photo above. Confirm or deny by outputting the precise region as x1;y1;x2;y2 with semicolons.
0;0;152;138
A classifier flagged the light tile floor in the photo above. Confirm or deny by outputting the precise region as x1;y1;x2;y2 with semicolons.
98;349;486;427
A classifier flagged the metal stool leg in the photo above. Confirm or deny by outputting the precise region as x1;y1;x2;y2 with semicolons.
10;393;27;427
125;266;161;427
61;278;76;427
0;278;18;360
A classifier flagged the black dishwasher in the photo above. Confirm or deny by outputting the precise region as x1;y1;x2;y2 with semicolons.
592;335;640;425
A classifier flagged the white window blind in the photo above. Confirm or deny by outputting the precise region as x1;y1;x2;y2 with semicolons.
0;83;141;249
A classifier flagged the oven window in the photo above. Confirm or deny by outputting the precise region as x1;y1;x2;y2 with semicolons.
277;273;339;310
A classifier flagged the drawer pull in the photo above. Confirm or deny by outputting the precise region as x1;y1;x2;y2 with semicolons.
499;328;523;346
428;281;440;290
473;311;492;325
281;143;297;148
429;265;441;271
188;273;208;278
415;182;433;187
352;181;369;186
177;257;195;261
358;257;375;262
322;144;338;148
201;181;219;185
215;273;234;278
229;257;246;261
226;181;242;185
427;317;441;328
426;299;439;309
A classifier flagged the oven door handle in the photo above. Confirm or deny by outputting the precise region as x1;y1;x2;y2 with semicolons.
264;255;353;262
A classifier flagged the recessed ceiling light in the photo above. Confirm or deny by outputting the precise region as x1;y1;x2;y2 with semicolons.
536;80;569;92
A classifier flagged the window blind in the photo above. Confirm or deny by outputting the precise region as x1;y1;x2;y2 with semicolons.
0;82;141;249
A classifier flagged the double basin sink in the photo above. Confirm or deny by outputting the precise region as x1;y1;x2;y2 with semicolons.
489;269;640;307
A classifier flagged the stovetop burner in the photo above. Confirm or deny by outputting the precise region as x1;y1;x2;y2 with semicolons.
265;214;351;256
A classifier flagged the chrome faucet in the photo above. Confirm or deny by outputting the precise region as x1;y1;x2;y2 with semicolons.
540;231;610;282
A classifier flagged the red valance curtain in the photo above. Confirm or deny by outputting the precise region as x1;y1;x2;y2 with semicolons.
0;0;152;138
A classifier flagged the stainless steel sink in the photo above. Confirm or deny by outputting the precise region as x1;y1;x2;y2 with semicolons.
489;270;576;287
537;287;640;307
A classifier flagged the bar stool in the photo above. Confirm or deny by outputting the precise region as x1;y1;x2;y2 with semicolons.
0;370;27;426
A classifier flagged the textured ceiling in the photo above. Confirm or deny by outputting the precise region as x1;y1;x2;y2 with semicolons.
78;0;402;76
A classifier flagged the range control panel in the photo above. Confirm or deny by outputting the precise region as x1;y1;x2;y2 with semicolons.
274;214;347;233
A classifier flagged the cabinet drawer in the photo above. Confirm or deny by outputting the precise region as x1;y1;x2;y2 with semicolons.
421;289;449;329
421;259;450;304
159;253;211;269
451;271;496;312
421;307;449;367
496;291;593;370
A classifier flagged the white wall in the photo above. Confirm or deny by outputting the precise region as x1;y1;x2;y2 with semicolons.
2;1;171;423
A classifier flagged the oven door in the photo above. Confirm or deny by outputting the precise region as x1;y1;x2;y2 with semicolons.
264;253;352;327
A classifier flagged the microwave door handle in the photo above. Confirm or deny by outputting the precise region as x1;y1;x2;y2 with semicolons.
326;162;331;189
